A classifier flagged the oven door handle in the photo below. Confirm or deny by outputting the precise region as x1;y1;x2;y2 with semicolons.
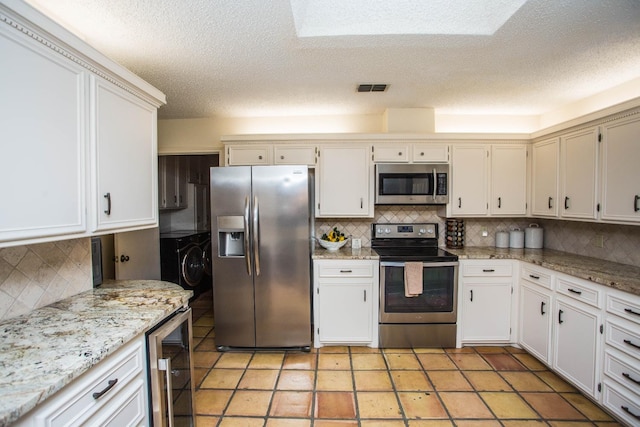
380;261;460;268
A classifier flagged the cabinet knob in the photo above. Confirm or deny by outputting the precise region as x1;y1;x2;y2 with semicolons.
258;155;263;160
120;255;130;262
420;152;425;156
281;155;285;160
398;152;402;156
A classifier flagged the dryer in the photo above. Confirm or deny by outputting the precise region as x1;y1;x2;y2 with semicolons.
160;231;208;297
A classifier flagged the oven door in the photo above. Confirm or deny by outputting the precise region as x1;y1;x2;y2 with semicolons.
380;261;458;323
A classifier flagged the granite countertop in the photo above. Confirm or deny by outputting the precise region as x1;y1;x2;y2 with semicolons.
312;246;379;260
0;280;192;427
446;247;640;297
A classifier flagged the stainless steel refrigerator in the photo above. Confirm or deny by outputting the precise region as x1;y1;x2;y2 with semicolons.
210;165;311;350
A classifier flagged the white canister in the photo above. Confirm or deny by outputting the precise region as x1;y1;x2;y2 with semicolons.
525;223;544;249
495;231;509;248
509;228;524;248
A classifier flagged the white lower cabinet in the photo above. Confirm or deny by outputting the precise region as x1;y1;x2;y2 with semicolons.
520;282;553;365
460;260;514;344
313;259;379;347
14;336;147;427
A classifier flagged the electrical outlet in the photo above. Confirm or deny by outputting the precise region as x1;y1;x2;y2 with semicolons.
593;234;604;248
482;230;488;237
351;238;362;249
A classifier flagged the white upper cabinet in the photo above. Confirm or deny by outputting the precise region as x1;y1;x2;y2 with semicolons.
411;143;449;163
451;145;489;216
601;115;640;223
227;145;271;165
316;145;373;217
91;77;159;232
273;145;316;165
560;127;599;220
372;142;449;163
531;138;559;217
373;144;410;163
0;26;88;244
490;145;528;216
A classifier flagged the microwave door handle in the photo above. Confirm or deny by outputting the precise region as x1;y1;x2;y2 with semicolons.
432;168;437;201
244;196;252;276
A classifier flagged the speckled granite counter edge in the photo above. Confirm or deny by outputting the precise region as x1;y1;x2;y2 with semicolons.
312;246;379;260
0;280;192;427
445;247;640;297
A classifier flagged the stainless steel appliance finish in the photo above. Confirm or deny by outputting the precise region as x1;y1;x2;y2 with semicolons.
147;308;195;427
372;223;459;348
160;231;210;298
210;165;311;350
375;163;449;205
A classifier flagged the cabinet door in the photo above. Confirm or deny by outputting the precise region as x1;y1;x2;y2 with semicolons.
561;128;598;219
0;29;87;244
227;145;271;165
553;298;600;398
274;145;316;166
531;138;559;217
317;146;372;217
462;282;512;342
490;145;527;215
412;144;449;163
519;283;552;365
601;116;640;223
451;145;488;216
373;144;410;162
317;282;372;343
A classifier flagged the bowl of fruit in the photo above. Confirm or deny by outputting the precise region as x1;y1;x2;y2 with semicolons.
318;227;348;251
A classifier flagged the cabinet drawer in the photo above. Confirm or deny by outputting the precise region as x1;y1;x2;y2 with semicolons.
373;144;410;162
602;381;640;426
227;146;271;165
604;350;640;396
317;262;374;278
462;263;512;277
411;144;449;163
274;146;316;165
84;378;146;427
606;319;640;360
607;293;640;326
556;276;601;308
520;264;553;290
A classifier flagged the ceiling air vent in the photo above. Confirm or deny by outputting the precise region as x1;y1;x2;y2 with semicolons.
358;84;388;92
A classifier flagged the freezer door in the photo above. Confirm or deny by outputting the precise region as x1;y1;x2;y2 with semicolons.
210;166;256;347
252;165;311;347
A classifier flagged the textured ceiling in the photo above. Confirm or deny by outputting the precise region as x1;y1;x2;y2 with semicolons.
27;0;640;120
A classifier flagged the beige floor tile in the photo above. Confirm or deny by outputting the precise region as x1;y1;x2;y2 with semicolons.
383;348;414;354
269;391;312;417
193;325;213;338
195;389;233;415
314;421;358;427
276;370;315;390
413;348;446;354
200;369;244;389
417;353;457;370
318;345;350;353
193;351;221;368
521;393;586;420
216;353;252;369
501;421;548;427
500;372;554;392
454;421;502;427
480;392;538;419
505;346;528;354
385;353;422;370
283;353;317;370
357;391;403;419
249;353;285;369
464;371;513;391
353;370;393;391
315;391;356;419
194;316;214;327
513;353;549;371
560;393;614;421
439;392;494;419
445;347;476;354
265;419;311;427
195;416;220;427
547;423;596;427
391;370;433;391
408;421;454;427
194;367;209;388
238;369;279;390
449;353;492;370
475;346;508;353
351;353;387;370
360;421;406;427
482;353;528;371
316;370;354;391
428;370;473;391
318;353;351;370
350;346;382;354
218;417;265;427
535;371;579;392
397;391;448;419
196;338;217;351
225;390;273;416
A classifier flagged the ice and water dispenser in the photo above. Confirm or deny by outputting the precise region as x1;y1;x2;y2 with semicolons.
217;216;245;257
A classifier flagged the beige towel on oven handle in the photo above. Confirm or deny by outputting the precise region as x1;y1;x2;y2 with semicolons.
404;262;423;297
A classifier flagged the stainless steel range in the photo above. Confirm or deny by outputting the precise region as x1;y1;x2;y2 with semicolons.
372;223;459;348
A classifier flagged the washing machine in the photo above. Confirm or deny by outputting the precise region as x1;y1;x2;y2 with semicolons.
197;231;213;290
159;231;209;297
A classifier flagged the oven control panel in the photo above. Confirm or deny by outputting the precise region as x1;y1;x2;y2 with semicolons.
373;223;437;239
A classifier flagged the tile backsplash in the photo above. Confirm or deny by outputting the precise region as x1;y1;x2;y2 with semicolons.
0;238;92;321
316;206;640;267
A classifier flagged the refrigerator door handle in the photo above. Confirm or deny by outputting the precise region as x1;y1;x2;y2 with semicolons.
253;195;261;276
244;196;252;276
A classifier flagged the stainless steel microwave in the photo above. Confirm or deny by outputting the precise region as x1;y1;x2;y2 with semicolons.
375;163;449;205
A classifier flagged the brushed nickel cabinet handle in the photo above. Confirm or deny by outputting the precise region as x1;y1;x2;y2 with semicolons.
93;379;118;399
104;193;111;215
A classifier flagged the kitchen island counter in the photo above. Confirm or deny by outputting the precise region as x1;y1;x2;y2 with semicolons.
312;246;379;260
0;280;192;427
447;246;640;297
